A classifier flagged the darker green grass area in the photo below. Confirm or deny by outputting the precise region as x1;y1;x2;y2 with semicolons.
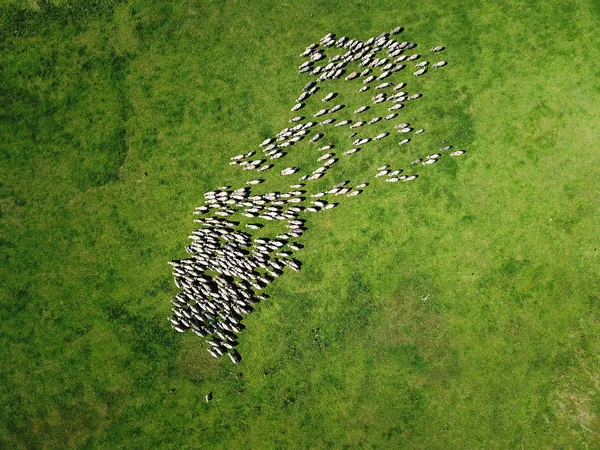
1;0;599;449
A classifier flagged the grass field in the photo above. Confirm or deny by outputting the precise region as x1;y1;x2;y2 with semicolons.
1;0;599;448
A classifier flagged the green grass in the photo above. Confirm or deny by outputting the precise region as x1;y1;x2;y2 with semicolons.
1;0;599;448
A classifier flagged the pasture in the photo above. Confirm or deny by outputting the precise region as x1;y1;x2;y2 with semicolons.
0;0;599;448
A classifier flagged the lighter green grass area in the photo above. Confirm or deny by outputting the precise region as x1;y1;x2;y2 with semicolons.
1;0;599;449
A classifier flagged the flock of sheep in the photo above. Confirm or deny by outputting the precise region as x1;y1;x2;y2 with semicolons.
168;27;466;364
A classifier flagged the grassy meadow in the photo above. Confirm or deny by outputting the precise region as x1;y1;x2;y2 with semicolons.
0;0;599;448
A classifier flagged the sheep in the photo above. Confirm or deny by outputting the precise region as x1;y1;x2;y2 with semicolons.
317;153;335;161
281;167;299;176
258;164;273;172
228;351;241;364
318;144;334;151
303;81;316;91
169;29;459;367
335;188;350;195
297;91;310;102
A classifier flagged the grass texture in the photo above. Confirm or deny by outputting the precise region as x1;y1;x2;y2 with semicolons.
0;0;599;448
